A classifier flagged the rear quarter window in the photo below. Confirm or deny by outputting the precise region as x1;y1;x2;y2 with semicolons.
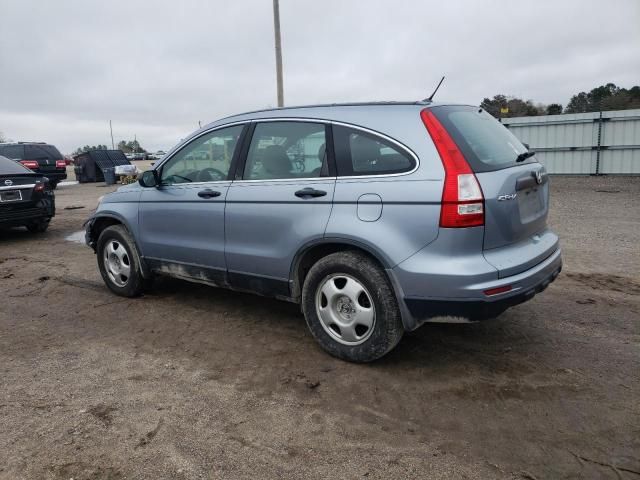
430;105;534;172
332;125;415;176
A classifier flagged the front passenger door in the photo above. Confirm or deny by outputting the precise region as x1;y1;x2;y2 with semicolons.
138;124;246;284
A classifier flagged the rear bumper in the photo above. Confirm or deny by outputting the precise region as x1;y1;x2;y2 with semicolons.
396;247;562;328
41;171;67;182
0;202;54;227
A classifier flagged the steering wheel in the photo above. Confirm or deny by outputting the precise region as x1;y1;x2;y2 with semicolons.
197;167;227;182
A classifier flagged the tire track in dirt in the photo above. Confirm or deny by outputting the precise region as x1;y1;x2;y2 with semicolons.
566;272;640;296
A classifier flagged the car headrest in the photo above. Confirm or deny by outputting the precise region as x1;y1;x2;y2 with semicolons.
350;135;380;169
317;143;326;163
262;145;292;176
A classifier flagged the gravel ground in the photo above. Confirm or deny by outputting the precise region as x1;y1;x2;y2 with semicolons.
0;175;638;479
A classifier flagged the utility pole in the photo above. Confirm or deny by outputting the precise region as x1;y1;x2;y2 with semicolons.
109;120;115;149
272;0;284;107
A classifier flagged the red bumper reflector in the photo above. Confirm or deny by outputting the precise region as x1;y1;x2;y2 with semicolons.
484;285;512;296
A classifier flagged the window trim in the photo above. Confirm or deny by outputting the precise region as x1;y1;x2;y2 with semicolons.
232;118;419;183
153;118;420;186
330;121;420;179
331;122;418;178
153;121;250;186
238;120;334;182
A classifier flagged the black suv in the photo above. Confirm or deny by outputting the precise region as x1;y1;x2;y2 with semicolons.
0;142;67;189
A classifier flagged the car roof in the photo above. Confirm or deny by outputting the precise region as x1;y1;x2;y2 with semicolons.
158;101;477;169
204;101;464;129
0;141;51;146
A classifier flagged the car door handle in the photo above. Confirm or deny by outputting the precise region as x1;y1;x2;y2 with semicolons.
295;188;327;198
198;189;222;198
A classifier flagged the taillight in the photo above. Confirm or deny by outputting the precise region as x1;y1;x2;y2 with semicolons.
56;160;66;168
34;182;45;192
20;160;39;169
420;109;484;228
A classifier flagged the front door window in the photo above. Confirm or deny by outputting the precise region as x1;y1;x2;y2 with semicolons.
161;125;244;184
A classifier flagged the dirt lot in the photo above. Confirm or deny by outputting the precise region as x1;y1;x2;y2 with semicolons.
1;175;638;479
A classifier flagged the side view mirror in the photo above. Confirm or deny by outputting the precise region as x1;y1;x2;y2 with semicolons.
139;170;159;188
523;142;530;150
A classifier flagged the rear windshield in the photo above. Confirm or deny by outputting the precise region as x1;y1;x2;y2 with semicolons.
430;105;535;172
0;155;32;174
0;144;63;161
24;144;63;160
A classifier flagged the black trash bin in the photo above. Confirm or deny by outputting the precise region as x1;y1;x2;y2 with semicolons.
103;168;116;185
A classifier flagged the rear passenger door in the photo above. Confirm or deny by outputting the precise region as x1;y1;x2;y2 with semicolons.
225;120;336;297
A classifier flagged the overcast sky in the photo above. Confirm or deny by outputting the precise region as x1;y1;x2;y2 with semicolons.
1;0;639;154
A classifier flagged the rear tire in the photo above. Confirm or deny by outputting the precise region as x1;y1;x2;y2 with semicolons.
97;225;150;297
302;251;404;362
26;219;50;233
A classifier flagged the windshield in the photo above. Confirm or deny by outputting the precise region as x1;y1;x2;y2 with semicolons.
430;105;534;172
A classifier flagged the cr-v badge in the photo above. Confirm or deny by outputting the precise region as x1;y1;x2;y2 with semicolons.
498;193;517;201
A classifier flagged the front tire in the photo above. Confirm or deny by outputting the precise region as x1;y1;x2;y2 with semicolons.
97;225;149;297
26;219;50;233
302;251;404;362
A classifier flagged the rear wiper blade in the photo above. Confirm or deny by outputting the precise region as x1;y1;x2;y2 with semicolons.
516;151;535;162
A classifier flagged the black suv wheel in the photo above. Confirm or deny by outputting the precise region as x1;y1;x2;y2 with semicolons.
26;219;50;233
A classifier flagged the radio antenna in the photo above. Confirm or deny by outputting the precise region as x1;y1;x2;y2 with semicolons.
424;76;445;102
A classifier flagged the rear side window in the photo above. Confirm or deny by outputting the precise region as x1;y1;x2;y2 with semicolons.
243;122;328;180
24;144;63;160
332;125;415;176
0;144;24;160
430;105;531;172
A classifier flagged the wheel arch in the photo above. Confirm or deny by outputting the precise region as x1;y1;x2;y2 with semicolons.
86;213;152;279
290;239;390;297
291;238;416;333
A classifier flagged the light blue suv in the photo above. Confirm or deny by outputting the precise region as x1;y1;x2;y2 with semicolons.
85;102;562;362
